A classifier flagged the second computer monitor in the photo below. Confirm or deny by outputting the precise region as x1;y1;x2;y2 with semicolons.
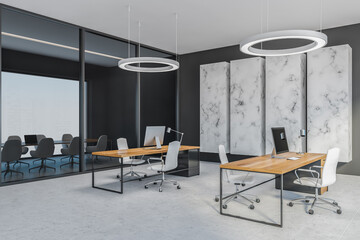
271;127;289;154
144;126;165;149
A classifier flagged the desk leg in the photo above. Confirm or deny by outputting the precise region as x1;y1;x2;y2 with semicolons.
280;174;283;228
92;156;123;194
220;168;223;214
219;171;282;227
92;155;95;187
120;157;123;194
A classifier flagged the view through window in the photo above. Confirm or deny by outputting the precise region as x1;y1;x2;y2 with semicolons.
1;72;79;156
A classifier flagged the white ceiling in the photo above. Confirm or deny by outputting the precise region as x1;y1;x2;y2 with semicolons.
0;0;359;55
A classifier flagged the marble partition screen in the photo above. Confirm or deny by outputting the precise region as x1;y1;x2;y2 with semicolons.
200;62;230;153
230;57;265;156
265;54;306;153
307;45;352;163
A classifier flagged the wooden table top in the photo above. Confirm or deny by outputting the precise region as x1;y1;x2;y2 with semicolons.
92;145;200;158
220;152;326;175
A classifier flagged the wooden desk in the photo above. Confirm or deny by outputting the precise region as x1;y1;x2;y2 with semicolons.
92;145;200;194
220;152;326;227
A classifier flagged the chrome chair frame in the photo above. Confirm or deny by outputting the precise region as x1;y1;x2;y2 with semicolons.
288;166;342;215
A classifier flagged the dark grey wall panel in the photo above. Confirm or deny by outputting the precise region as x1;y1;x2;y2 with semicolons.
140;71;177;146
2;48;79;80
179;23;360;175
106;68;137;148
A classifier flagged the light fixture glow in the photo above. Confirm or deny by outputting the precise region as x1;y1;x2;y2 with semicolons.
239;30;327;56
2;32;123;60
118;57;179;73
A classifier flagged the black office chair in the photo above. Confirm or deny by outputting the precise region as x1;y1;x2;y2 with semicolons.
29;138;56;172
86;135;107;160
60;137;80;168
60;134;73;162
1;140;23;179
7;135;30;167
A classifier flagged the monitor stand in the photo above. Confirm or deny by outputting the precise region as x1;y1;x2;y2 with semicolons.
155;136;162;149
144;136;162;150
271;148;285;159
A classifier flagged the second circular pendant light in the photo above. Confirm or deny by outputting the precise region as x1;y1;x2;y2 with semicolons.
239;0;327;57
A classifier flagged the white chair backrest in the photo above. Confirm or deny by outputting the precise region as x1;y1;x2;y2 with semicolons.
218;145;229;164
117;138;130;161
219;145;231;181
164;141;181;171
322;147;340;187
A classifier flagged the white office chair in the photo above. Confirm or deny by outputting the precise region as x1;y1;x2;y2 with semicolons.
116;138;146;179
144;141;181;192
288;147;342;215
215;145;260;210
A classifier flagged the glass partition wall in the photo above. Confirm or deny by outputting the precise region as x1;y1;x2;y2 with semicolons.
0;4;176;184
0;7;80;183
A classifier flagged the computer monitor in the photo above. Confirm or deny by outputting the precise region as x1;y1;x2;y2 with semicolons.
144;126;165;149
271;127;289;156
24;135;38;145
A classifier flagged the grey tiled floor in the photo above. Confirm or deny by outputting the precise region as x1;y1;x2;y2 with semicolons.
0;161;359;240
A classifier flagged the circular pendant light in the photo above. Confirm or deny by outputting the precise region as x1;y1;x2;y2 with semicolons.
239;30;327;57
118;6;179;73
118;57;179;73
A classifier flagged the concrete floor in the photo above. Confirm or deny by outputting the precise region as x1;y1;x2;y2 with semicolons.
0;161;359;240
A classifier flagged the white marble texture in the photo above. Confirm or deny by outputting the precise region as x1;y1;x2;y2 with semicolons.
265;54;306;153
307;44;352;163
230;57;265;156
200;62;230;153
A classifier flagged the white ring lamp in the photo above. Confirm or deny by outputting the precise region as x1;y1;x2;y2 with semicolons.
118;57;179;73
239;30;327;56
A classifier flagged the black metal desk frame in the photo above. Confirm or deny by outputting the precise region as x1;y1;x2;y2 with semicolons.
92;149;200;194
220;168;283;228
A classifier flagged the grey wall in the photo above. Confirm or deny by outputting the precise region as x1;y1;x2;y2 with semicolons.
178;23;360;175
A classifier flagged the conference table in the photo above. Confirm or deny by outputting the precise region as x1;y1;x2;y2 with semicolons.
220;152;326;227
0;138;100;147
91;145;200;194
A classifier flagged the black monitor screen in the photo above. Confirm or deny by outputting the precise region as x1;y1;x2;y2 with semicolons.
271;127;289;154
25;135;38;145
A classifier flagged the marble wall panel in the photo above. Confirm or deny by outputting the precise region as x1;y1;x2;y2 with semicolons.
200;62;230;153
230;57;265;156
307;44;352;162
265;54;306;153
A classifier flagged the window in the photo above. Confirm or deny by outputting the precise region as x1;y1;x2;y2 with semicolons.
1;72;79;156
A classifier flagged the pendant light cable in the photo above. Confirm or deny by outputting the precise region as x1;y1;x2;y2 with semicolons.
260;0;263;49
128;5;131;58
320;0;323;32
138;21;141;57
266;0;269;32
175;13;178;61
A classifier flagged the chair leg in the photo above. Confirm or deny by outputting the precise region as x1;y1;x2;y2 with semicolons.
60;156;79;168
2;163;23;179
60;156;70;162
46;158;56;164
144;172;180;192
13;160;30;168
318;197;342;210
29;159;56;172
